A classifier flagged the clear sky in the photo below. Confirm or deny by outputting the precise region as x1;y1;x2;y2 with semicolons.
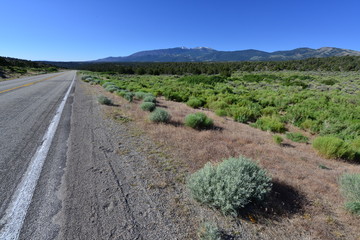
1;0;359;61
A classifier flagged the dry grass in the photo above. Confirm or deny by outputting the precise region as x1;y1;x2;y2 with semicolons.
89;83;360;240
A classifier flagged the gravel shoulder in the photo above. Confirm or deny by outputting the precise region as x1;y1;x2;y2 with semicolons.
58;80;196;239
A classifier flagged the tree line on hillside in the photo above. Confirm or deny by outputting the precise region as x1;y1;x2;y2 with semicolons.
0;56;46;68
0;56;58;76
51;56;360;75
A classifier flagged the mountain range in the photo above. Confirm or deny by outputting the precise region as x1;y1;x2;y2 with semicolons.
94;47;360;62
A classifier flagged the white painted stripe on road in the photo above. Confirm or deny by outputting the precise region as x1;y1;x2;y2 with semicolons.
0;72;76;240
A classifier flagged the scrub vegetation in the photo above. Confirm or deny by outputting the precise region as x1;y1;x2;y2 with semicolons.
81;70;360;162
340;173;360;215
81;61;360;239
188;156;272;216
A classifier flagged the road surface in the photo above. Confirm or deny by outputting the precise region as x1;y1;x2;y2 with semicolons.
0;71;76;239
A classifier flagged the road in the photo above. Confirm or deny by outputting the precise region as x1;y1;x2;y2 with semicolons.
0;71;76;239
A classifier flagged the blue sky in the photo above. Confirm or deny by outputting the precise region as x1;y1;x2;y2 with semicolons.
1;0;359;61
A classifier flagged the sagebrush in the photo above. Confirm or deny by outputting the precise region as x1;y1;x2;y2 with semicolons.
140;102;156;112
97;95;112;105
188;156;272;216
185;112;213;130
149;108;171;123
312;136;355;161
197;222;222;240
340;173;360;215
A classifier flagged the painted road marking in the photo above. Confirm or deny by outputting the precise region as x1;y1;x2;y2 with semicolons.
0;72;76;240
0;73;64;94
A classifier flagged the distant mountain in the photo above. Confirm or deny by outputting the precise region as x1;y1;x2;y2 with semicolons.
94;47;360;62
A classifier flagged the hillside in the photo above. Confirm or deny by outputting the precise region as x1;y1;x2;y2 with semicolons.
0;56;58;79
94;47;360;62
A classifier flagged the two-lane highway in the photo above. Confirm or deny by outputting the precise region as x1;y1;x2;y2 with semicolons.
0;71;76;239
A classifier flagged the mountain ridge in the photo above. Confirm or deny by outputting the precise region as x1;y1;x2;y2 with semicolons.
94;47;360;62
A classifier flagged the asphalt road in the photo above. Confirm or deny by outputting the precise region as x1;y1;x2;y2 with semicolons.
0;71;76;239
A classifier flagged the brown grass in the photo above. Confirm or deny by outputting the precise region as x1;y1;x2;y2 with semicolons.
90;83;360;240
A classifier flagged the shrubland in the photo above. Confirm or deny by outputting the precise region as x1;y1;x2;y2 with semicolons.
82;71;360;162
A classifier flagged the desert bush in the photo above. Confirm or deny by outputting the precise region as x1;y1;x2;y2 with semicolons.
188;156;272;216
140;102;156;112
124;92;134;102
312;136;355;160
300;119;316;130
215;109;227;117
340;173;360;215
286;132;309;143
351;137;360;150
143;95;156;103
186;97;203;108
197;222;222;240
116;90;127;97
82;76;92;82
105;85;119;93
102;82;115;88
208;100;228;111
97;95;112;105
261;106;277;116
252;116;286;133
231;106;259;123
134;91;147;99
185;112;213;130
273;135;283;145
149;108;171;123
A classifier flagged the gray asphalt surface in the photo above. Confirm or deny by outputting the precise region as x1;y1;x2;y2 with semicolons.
0;71;76;239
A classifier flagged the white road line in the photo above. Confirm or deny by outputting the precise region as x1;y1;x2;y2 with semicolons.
0;72;76;240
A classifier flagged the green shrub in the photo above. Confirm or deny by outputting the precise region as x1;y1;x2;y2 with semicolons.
261;106;277;116
97;95;112;105
82;76;92;82
140;102;156;112
188;156;272;216
105;85;119;93
300;119;315;130
185;112;214;130
197;222;222;240
102;82;114;88
340;173;360;215
124;92;134;102
116;90;127;97
149;108;171;123
231;106;259;123
208;101;228;111
312;136;355;160
134;91;147;99
286;132;309;143
351;137;360;150
143;95;156;103
273;135;283;145
252;116;286;133
215;109;227;117
186;97;203;108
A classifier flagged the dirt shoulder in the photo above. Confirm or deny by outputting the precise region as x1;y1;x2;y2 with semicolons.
58;80;197;239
